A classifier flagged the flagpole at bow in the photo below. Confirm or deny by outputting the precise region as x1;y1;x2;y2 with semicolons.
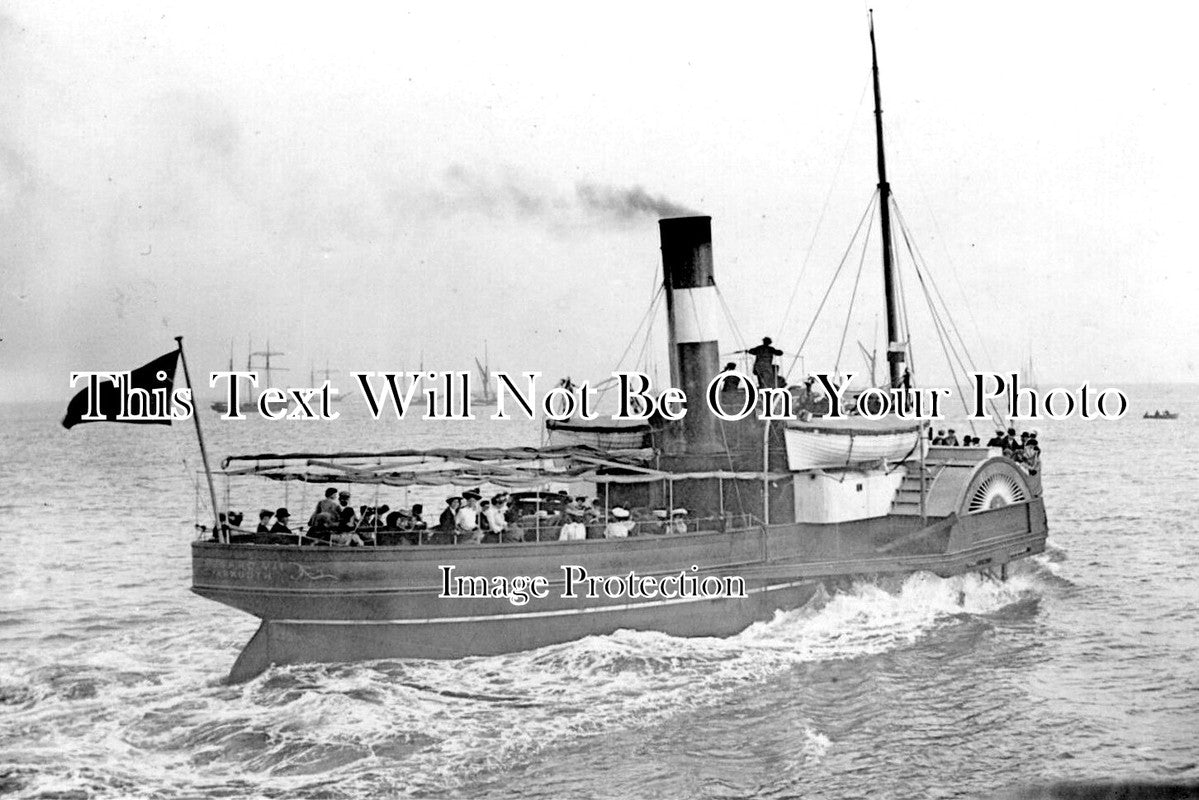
176;336;224;543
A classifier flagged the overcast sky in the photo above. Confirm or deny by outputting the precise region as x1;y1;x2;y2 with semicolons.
1;1;1195;404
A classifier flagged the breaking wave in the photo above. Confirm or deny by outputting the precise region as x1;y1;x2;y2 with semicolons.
1;569;1048;798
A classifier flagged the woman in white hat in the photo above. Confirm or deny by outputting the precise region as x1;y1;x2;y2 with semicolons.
604;507;634;539
558;505;587;541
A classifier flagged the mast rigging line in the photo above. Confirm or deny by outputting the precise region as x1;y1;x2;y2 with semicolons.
783;190;879;382
776;76;873;341
892;198;1007;428
602;284;664;382
894;214;916;387
714;285;751;365
882;112;1003;374
833;199;878;376
893;200;993;380
893;202;990;432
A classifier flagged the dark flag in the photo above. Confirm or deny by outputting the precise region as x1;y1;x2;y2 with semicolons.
62;348;181;430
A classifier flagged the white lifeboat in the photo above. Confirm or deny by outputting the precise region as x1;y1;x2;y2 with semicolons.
783;417;923;470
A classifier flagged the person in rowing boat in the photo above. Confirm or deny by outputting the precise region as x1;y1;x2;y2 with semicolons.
741;337;784;388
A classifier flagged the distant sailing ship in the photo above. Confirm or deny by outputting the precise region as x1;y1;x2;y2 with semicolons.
210;339;286;414
191;16;1048;683
1020;352;1039;392
309;363;343;403
471;342;495;406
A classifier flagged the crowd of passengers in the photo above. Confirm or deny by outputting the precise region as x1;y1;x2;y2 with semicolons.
930;426;1041;471
217;487;693;547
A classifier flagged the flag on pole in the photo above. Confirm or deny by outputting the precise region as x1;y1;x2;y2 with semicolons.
62;348;181;430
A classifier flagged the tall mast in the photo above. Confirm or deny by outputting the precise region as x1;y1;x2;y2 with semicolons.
870;12;905;389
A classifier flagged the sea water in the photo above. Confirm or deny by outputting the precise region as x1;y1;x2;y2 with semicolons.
1;386;1196;799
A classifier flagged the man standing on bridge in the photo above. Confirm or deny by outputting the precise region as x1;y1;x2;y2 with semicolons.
742;337;784;388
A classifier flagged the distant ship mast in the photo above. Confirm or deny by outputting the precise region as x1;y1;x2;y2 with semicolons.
870;12;905;390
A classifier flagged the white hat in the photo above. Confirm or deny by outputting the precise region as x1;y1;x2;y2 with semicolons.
671;508;688;516
610;507;630;519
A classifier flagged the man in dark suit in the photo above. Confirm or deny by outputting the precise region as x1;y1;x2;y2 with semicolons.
743;337;784;388
270;508;292;535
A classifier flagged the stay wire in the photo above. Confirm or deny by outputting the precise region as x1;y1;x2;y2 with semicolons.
897;215;986;433
833;199;877;376
886;117;1001;370
894;200;1006;428
784;190;879;382
777;76;872;338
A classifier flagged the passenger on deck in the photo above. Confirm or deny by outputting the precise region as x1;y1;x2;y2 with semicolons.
365;504;389;540
256;509;273;533
718;362;740;393
307;510;337;545
604;507;633;538
438;497;461;532
743;337;785;388
410;504;427;531
1025;436;1041;472
270;508;292;535
499;495;526;542
669;509;689;535
485;494;511;541
309;488;339;527
478;499;492;534
395;509;420;544
987;430;1005;447
456;491;483;543
631;507;658;535
932;430;947;445
944;430;960;446
588;499;605;523
559;506;587;541
329;507;365;546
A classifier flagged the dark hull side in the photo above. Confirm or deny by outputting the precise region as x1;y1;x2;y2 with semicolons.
193;499;1047;682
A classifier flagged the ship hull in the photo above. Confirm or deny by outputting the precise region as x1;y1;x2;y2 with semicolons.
193;498;1047;681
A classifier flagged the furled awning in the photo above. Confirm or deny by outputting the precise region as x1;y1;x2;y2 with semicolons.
217;444;786;487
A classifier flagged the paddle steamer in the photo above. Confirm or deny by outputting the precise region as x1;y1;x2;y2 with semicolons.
191;20;1048;683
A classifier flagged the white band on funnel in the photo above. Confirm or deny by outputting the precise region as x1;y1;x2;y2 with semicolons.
672;286;720;344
